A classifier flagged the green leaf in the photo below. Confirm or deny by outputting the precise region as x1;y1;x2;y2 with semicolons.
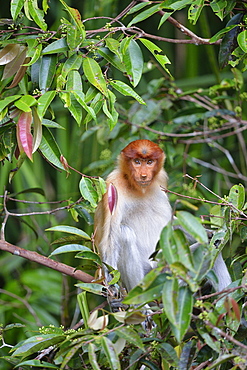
116;327;144;350
38;125;64;170
15;360;58;368
73;90;97;123
82;57;108;97
14;95;37;112
122;39;143;87
46;225;91;240
39;55;57;93
127;4;161;27
88;343;101;370
49;244;91;256
28;0;47;30
11;0;25;20
176;211;208;244
188;0;205;25
11;334;64;357
79;177;98;208
158;343;179;367
58;0;85;37
228;184;245;209
218;13;243;69
42;38;68;54
101;337;121;370
37;90;56;119
173;286;193;342
76;282;104;295
237;30;247;53
109;80;146;105
162;277;179;324
76;250;102;264
159;224;178;264
139;38;171;75
97;47;125;72
0;95;21;111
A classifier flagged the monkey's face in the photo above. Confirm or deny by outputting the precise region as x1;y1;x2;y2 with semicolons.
131;158;156;187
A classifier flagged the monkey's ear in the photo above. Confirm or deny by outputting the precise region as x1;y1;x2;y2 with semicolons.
108;183;118;215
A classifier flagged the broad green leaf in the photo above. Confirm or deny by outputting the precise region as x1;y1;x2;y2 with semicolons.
97;47;125;72
2;46;26;79
26;43;42;66
102;90;118;129
14;95;37;112
84;93;103;125
0;95;21;111
105;38;121;59
58;0;85;37
228;184;245;209
61;54;82;79
28;0;47;30
76;282;104;295
162;277;179;324
158;343;179;367
210;0;227;21
127;4;161;27
83;57;108;97
109;80;146;105
76;250;102;264
88;343;101;370
127;2;151;15
158;12;172;29
66;21;85;50
101;337;121;370
73;90;97;123
122;39;143;87
116;327;144;350
218;13;243;69
176;211;208;244
139;38;171;75
17;111;33;160
49;244;91;257
173;229;194;271
64;70;83;124
46;225;91;240
210;25;237;43
38;126;64;170
0;43;20;65
79;177;98;208
16;360;58;369
37;90;56;119
188;0;205;25
237;30;247;53
77;291;90;329
172;286;193;342
42;118;65;129
42;38;68;54
159;224;178;264
11;334;65;357
11;0;25;20
39;55;57;93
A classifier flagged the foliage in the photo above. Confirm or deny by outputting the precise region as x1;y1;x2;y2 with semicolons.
1;0;247;369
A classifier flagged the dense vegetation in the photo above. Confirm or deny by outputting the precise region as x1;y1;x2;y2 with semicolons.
1;0;247;368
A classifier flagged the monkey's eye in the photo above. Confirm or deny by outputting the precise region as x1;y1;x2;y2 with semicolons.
133;159;141;165
147;159;154;165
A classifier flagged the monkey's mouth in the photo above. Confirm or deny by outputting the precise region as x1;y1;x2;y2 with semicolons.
138;180;151;186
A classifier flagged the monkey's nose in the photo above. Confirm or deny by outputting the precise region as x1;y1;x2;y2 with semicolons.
141;174;147;180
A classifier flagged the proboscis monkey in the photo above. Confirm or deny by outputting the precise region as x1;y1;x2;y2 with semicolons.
94;140;231;292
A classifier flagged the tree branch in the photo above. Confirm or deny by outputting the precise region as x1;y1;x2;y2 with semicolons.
0;240;94;283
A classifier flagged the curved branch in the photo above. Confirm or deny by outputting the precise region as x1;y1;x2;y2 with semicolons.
0;240;94;283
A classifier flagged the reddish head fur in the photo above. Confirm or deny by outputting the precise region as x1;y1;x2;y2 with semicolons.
119;140;165;192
